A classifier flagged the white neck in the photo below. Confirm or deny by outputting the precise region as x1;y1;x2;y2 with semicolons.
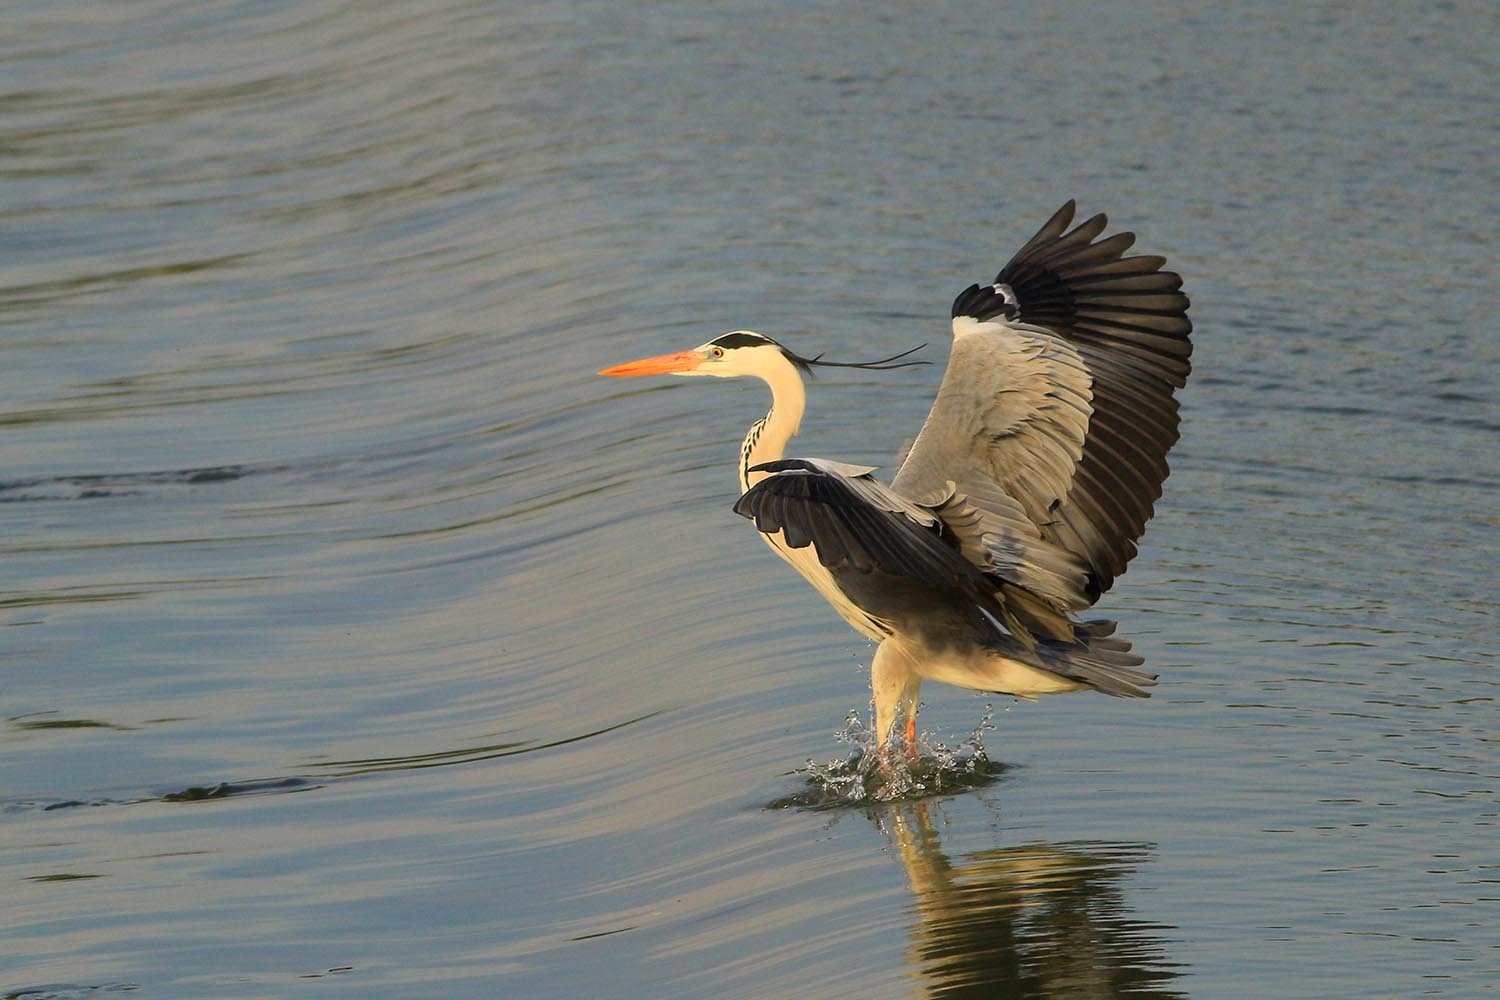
738;359;806;492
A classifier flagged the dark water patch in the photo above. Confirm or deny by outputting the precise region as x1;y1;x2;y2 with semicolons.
297;967;355;980
312;714;657;776
3;987;138;1000
0;464;250;501
8;713;135;731
7;712;193;732
568;926;637;942
183;466;246;483
2;778;316;815
5;718;653;818
0;253;252;309
159;777;316;802
36;799;119;812
0;591;149;614
25;873;104;882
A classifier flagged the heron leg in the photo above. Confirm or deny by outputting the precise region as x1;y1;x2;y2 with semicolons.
871;642;921;751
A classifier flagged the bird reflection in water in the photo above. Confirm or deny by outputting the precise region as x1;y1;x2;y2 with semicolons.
880;800;1186;999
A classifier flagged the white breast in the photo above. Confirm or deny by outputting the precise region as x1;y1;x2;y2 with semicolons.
760;530;890;641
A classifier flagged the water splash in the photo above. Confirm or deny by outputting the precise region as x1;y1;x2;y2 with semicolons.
771;705;1007;809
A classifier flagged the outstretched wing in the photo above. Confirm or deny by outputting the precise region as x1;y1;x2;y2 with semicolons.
734;459;968;592
735;459;1085;643
893;201;1192;603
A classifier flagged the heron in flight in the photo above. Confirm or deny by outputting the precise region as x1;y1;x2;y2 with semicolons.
599;201;1192;751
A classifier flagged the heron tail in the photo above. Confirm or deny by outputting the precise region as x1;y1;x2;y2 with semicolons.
1035;618;1157;698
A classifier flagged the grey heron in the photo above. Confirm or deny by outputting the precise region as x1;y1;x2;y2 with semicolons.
599;201;1192;751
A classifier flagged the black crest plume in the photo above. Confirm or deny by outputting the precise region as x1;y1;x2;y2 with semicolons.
784;343;929;377
708;330;929;377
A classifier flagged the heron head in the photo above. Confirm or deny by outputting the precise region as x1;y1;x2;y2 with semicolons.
598;330;926;380
597;331;802;380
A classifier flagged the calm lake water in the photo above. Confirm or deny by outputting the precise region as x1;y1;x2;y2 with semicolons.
3;1;1495;997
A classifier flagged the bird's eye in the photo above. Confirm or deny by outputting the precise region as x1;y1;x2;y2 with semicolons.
710;347;725;359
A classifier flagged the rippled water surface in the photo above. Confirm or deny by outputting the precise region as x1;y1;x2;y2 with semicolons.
3;2;1496;997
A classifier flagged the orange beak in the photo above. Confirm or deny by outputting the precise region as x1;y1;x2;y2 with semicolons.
597;350;704;377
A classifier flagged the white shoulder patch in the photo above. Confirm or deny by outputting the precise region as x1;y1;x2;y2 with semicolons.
951;315;1010;340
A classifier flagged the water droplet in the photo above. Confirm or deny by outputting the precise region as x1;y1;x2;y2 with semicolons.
769;706;1005;808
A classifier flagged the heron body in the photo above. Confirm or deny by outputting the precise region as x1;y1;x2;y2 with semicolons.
599;202;1192;749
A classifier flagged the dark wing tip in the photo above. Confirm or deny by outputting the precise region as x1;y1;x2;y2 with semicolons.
988;203;1192;373
947;202;1194;602
951;282;1019;322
